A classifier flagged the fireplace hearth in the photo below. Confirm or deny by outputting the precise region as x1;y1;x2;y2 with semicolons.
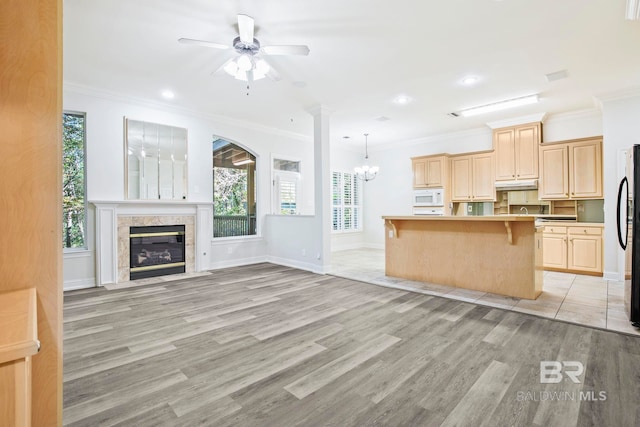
129;224;185;280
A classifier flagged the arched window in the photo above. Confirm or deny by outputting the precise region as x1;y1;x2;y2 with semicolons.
212;138;257;237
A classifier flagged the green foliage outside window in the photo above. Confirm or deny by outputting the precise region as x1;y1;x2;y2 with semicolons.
63;112;86;248
213;167;247;215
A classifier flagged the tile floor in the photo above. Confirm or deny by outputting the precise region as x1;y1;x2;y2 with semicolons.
331;248;640;336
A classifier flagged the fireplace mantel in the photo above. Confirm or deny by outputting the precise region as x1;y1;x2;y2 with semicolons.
92;201;213;285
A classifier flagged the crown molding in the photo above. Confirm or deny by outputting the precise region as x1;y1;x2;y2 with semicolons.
543;108;602;125
368;127;491;153
305;104;335;116
593;86;640;105
63;81;312;143
485;112;548;129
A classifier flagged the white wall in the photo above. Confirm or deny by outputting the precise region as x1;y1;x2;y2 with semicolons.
264;215;323;272
63;84;316;287
600;94;640;280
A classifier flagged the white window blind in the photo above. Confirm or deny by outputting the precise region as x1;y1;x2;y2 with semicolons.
274;173;299;214
273;157;301;215
332;171;361;232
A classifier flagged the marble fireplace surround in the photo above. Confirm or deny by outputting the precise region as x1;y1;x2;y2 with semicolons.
92;201;213;285
118;215;194;283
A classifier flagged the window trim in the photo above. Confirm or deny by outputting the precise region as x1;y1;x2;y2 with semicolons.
271;154;302;215
212;136;260;238
63;110;88;251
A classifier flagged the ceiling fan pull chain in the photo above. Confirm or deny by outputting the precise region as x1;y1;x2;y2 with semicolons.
247;84;250;96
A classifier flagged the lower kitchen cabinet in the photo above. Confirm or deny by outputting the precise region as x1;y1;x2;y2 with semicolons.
567;227;603;273
542;226;567;269
542;224;603;275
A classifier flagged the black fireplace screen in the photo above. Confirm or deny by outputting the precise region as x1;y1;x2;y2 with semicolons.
129;224;185;280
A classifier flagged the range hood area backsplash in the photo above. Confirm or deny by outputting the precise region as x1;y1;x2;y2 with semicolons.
494;179;538;191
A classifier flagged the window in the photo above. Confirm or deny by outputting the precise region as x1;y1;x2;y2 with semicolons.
63;112;87;249
332;171;362;232
212;139;257;237
273;158;301;215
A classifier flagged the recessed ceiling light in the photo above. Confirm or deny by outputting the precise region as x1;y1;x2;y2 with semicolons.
161;90;175;99
461;76;479;86
393;95;412;105
342;136;351;139
375;116;390;122
292;81;307;88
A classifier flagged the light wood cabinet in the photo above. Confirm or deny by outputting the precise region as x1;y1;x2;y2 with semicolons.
569;140;603;198
542;226;567;269
539;138;602;200
412;155;448;188
542;224;603;274
494;123;541;181
567;227;603;273
0;288;39;427
451;152;495;202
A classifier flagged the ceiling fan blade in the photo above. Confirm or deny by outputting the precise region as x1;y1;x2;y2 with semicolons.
261;45;310;56
178;38;229;50
238;14;255;44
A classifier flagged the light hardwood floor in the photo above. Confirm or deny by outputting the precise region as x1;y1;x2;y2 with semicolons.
64;263;640;426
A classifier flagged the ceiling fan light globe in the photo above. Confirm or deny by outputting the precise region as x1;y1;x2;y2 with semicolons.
252;69;267;80
237;55;253;72
234;69;248;81
354;167;363;174
362;165;370;172
370;166;379;174
255;59;270;74
224;60;239;76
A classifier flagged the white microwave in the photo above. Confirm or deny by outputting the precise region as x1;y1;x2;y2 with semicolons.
413;189;444;207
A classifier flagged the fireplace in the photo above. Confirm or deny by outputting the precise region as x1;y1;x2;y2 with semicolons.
129;224;186;280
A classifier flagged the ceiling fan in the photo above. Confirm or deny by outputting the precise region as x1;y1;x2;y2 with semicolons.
178;14;309;82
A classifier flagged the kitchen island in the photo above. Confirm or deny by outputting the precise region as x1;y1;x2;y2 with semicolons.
383;215;543;299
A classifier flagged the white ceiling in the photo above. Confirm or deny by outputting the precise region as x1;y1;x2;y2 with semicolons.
64;0;640;146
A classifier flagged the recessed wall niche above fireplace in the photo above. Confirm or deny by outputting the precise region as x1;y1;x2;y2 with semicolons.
129;224;185;280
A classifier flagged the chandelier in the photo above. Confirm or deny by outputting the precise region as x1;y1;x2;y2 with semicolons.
354;133;379;182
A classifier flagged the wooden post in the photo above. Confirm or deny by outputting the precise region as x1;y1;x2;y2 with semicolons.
0;0;63;425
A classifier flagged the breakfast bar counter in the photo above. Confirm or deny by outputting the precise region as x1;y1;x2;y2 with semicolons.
382;215;543;299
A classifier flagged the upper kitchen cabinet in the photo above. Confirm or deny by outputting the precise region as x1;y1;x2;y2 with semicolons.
539;137;603;200
412;154;448;188
450;151;495;202
494;122;541;181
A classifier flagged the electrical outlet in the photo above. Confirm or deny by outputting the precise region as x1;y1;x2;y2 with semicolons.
301;248;306;256
227;247;233;254
388;230;394;238
316;253;321;260
467;205;473;213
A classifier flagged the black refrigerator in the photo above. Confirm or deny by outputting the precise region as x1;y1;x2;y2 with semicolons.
617;145;640;327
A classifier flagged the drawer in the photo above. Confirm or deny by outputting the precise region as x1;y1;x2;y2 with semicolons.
544;226;567;234
568;226;602;236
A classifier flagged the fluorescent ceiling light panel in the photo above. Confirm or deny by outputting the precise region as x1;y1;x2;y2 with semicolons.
459;94;539;117
233;158;255;166
627;0;640;20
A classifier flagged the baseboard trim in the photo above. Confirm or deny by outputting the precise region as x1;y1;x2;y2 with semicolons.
603;270;622;281
209;256;268;270
64;278;97;291
266;256;328;275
